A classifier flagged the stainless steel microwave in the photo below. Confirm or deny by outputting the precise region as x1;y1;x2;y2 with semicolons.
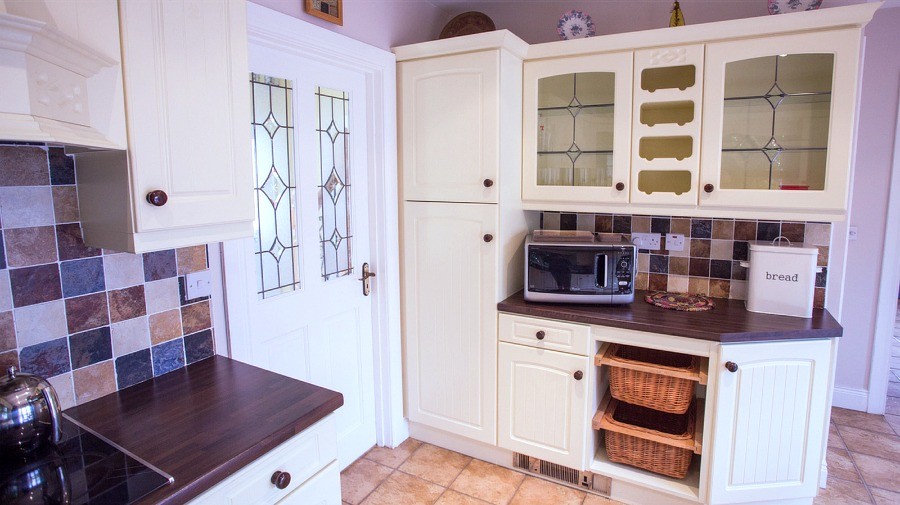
524;235;636;304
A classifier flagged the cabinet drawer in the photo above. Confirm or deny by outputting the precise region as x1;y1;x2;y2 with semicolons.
499;313;591;356
189;414;337;505
277;461;341;505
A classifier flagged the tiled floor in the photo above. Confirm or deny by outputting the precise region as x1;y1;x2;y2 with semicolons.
341;403;900;505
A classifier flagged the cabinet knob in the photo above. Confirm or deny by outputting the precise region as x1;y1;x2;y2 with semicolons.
573;370;584;381
146;190;168;206
483;178;494;188
704;184;715;194
535;330;545;340
725;361;739;373
483;234;493;243
615;182;625;191
271;471;291;490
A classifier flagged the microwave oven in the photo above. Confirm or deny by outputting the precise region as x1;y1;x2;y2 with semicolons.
524;235;636;304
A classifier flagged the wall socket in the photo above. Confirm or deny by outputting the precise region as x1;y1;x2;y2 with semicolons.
665;233;685;252
631;233;662;251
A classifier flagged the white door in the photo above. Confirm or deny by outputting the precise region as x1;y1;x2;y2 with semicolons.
223;30;376;469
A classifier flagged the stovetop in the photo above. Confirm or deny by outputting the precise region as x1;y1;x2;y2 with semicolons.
0;416;172;504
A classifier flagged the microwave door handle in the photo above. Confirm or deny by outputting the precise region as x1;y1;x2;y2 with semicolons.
596;254;608;289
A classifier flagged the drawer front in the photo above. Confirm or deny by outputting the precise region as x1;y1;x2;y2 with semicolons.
278;461;341;505
189;414;338;505
498;313;591;356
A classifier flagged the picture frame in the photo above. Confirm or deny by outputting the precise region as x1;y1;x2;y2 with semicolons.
304;0;343;26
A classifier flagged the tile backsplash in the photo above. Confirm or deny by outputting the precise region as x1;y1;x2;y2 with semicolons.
540;212;832;307
0;144;216;409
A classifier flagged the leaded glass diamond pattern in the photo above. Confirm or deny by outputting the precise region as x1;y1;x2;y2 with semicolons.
324;168;345;204
316;86;353;281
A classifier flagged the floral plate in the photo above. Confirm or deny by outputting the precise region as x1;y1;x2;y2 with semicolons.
768;0;824;15
557;10;595;40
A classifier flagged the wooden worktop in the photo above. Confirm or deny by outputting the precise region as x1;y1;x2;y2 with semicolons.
64;356;343;505
498;290;842;343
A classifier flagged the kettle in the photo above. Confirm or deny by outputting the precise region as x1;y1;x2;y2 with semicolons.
0;366;63;454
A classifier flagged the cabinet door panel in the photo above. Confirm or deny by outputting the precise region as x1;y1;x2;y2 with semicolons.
709;340;831;504
119;0;253;232
498;342;589;469
278;462;341;505
400;52;498;203
403;201;498;444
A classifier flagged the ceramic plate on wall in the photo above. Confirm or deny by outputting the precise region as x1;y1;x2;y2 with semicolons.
768;0;823;15
557;10;595;40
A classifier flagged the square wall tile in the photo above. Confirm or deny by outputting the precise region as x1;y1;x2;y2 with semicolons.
103;253;144;290
144;278;180;314
559;213;576;230
14;300;68;347
181;301;211;335
780;222;805;243
115;349;152;389
60;258;105;298
712;219;734;240
69;326;112;369
612;215;632;234
65;292;109;334
689;277;710;295
0;146;50;186
805;223;832;246
691;219;712;238
756;221;780;241
10;264;62;307
541;212;559;230
710;260;732;280
670;218;691;236
56;224;101;261
632;216;651;233
0;311;15;352
176;245;208;275
108;285;147;323
152;338;185;376
651;217;670;234
143;250;177;282
0;350;18;370
73;360;116;404
149;309;182;345
690;239;710;258
48;148;75;185
47;372;75;410
576;214;594;232
0;187;55;228
710;239;733;261
649;273;668;291
52;186;80;223
734;220;757;241
594;215;612;233
0;270;11;312
5;226;58;267
20;337;70;378
111;316;151;357
184;329;214;365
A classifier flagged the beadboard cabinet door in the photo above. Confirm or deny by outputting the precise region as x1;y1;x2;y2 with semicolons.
709;339;831;504
402;201;498;445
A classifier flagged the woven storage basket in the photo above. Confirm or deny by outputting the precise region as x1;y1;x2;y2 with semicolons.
601;399;696;479
601;344;699;414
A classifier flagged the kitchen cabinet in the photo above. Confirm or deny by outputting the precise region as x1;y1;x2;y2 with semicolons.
73;0;254;253
521;52;632;204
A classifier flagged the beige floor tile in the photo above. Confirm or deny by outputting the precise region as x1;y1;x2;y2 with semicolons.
508;476;585;505
870;486;900;505
826;447;861;482
583;494;626;504
399;443;472;487
449;459;525;505
435;490;492;505
364;438;422;469
889;382;900;398
885;414;900;435
887;397;900;416
831;407;897;435
838;425;900;461
814;477;873;504
341;458;393;505
852;452;900;493
828;423;845;449
361;472;444;505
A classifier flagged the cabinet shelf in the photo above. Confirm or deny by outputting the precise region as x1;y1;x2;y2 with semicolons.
722;147;827;153
538;103;614;111
724;90;831;102
538;150;613;155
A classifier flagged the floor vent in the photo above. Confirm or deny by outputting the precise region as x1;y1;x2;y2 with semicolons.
512;453;611;494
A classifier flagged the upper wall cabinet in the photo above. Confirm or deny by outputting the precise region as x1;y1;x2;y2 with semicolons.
400;51;500;203
522;52;632;204
74;0;254;253
699;29;861;215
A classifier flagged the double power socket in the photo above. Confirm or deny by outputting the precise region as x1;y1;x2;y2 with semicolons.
631;233;685;252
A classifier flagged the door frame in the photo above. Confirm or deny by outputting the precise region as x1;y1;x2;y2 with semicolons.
218;2;406;447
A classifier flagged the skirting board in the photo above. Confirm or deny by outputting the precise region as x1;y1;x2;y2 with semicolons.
832;386;869;412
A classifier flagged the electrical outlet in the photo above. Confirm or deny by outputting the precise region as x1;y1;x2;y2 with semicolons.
665;233;685;251
848;226;858;241
632;233;662;251
185;270;213;299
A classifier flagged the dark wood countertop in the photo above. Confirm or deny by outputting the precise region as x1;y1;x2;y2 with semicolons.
498;290;842;343
64;355;344;505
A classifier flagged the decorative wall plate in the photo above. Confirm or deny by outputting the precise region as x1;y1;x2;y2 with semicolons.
767;0;823;15
439;11;496;39
557;10;596;40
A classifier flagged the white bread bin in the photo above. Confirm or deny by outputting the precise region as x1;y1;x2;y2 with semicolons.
741;238;821;318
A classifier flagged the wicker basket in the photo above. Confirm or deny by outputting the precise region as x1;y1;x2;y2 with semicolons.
598;344;700;414
600;399;696;479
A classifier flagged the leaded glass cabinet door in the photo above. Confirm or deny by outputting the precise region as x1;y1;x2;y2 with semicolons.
522;52;632;204
700;29;862;218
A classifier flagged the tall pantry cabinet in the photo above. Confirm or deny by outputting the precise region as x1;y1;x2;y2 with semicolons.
396;32;533;445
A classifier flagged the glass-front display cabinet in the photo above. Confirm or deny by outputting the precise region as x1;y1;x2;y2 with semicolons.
522;52;632;204
700;30;862;215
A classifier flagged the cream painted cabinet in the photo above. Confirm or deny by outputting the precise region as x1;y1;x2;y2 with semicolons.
708;339;831;504
699;30;862;218
74;0;254;253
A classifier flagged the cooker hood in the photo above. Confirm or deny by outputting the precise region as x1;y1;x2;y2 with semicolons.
0;3;125;150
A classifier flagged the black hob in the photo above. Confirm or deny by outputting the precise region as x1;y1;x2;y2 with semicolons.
0;416;172;504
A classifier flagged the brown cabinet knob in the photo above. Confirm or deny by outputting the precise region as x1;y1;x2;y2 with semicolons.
483;234;493;243
573;370;584;381
146;190;168;206
535;330;545;340
725;361;739;373
271;471;291;490
615;182;625;191
704;184;715;193
483;178;494;188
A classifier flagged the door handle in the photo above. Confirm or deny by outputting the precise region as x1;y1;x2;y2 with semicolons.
359;262;375;296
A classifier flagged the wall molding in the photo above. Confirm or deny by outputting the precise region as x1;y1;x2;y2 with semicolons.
832;386;869;411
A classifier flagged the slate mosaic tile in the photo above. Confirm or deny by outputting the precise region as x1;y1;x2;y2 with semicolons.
73;360;116;404
710;259;732;279
102;253;144;290
60;258;105;298
51;186;80;223
145;278;180;314
14;300;67;347
670;218;691;236
10;264;62;307
814;287;826;308
594;214;612;233
576;213;594;231
651;217;670;234
175;245;208;275
731;261;748;281
816;267;828;288
0;187;55;228
690;239;710;258
712;219;734;240
0;232;5;270
688;277;710;295
46;373;75;410
817;246;829;267
184;329;214;365
65;292;109;334
632;216;651;233
689;219;710;239
733;241;749;261
115;349;153;389
108;285;146;323
69;326;112;369
110;316;150;358
0;270;10;312
734;220;757;241
805;223;832;246
559;213;577;230
178;276;209;306
635;272;649;290
667;275;689;293
649;273;668;291
181;301;211;335
143;250;177;282
709;239;733;260
0;311;15;352
0;146;50;186
48;148;76;185
56;223;101;261
149;309;182;345
756;221;781;241
541;212;559;230
152;338;185;376
731;280;748;300
780;222;806;243
612;215;631;234
689;258;710;277
5;226;58;267
669;257;689;276
649;255;668;274
0;350;18;370
20;337;70;378
710;279;730;298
